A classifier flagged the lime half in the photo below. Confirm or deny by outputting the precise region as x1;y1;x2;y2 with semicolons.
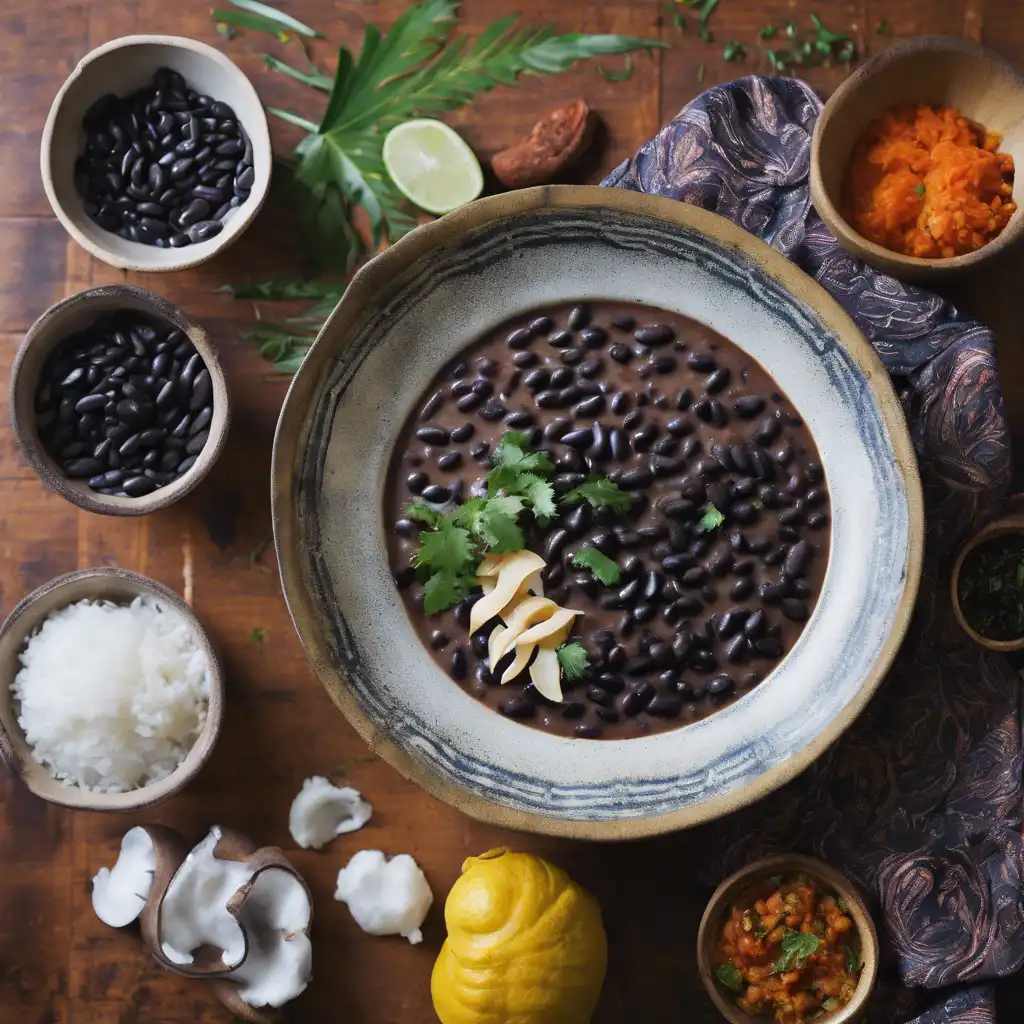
383;119;484;216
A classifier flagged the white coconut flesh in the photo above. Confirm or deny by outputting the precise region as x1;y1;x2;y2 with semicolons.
289;776;373;850
159;827;252;968
229;868;313;1008
334;849;433;945
91;826;156;927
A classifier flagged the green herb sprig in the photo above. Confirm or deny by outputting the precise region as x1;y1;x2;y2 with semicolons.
764;12;855;73
218;0;664;276
715;962;744;992
773;931;821;974
571;547;622;586
556;641;591;680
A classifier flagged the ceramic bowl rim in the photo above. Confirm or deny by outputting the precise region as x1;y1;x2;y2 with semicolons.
270;184;925;840
810;35;1024;276
696;853;880;1024
40;33;272;272
0;566;224;811
9;283;230;516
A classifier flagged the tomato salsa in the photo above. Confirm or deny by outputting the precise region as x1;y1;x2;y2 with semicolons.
714;874;863;1023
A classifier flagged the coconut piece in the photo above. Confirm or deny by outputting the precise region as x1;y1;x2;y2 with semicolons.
288;776;373;850
488;596;557;664
487;624;508;668
154;826;257;973
469;551;545;632
224;862;313;1009
334;850;433;945
497;641;534;685
477;553;507;577
515;606;581;650
529;646;564;702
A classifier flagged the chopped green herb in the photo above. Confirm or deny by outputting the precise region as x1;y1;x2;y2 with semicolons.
957;534;1024;640
406;498;445;527
876;19;890;34
414;519;476;577
571;547;622;586
556;641;591;680
683;0;718;41
715;962;744;992
723;41;746;61
763;14;855;74
699;503;725;532
785;19;798;39
914;183;926;197
766;49;783;72
845;945;861;974
561;474;632;515
664;1;686;31
251;627;267;643
422;570;473;614
598;54;636;82
758;24;777;39
773;931;820;973
697;62;705;83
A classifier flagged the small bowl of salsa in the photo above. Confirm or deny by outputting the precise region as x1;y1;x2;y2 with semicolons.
697;855;878;1024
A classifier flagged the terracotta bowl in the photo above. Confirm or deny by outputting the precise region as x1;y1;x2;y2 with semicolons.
10;283;230;517
271;185;924;840
41;34;272;272
950;513;1024;651
811;36;1024;281
0;568;224;812
697;854;879;1024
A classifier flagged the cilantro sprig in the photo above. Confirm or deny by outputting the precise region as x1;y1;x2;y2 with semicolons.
772;931;820;974
699;503;725;532
556;641;591;681
406;431;629;612
571;547;622;586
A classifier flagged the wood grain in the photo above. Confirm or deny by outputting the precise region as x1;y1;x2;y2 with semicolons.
0;1;1022;1021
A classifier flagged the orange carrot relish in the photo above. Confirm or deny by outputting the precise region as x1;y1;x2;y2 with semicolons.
714;874;863;1024
843;104;1015;259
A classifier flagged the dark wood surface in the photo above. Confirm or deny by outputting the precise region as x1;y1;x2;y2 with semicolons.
2;2;1023;1022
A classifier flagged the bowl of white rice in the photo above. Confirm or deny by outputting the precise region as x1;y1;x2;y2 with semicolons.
0;567;223;811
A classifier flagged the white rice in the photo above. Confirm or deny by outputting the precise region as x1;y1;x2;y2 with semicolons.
12;596;210;792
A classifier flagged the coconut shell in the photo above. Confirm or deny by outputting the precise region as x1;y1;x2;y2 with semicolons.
492;99;595;189
135;824;191;960
208;979;286;1024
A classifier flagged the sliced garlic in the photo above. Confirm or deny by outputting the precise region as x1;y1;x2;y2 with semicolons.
529;646;563;702
469;550;545;632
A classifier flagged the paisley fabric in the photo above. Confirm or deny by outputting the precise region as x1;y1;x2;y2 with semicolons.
603;77;1018;1022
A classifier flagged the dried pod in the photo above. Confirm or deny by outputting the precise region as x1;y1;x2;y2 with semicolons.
492;99;595;189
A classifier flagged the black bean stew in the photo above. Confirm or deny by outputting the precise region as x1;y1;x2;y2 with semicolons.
34;313;212;497
385;303;831;739
75;67;254;248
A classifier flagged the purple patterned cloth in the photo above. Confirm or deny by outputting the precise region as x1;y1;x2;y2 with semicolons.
603;77;1019;1023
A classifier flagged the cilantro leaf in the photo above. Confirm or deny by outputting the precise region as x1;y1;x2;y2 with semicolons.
453;497;488;532
478;510;525;553
413;520;475;575
914;183;926;197
758;24;777;39
250;627;267;643
492;431;532;467
714;962;744;992
845;945;861;974
515;473;557;522
773;931;820;973
699;503;725;532
404;498;443;527
556;641;591;681
483;494;525;519
723;41;746;61
562;474;632;514
423;570;472;613
571;547;622;586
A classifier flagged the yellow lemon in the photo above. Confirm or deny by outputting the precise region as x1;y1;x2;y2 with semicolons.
431;848;607;1024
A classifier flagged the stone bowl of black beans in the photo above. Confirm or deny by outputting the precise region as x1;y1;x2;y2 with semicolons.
40;34;271;271
10;284;229;515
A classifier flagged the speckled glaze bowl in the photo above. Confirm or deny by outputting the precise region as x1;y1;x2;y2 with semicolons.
272;186;924;840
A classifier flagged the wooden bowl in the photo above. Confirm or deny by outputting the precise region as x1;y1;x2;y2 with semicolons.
697;854;880;1024
0;568;224;812
811;36;1024;281
41;34;271;272
950;514;1024;651
9;284;230;516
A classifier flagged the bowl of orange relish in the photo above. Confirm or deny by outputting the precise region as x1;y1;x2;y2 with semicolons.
697;855;879;1024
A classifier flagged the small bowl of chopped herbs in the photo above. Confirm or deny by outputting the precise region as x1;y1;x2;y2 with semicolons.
951;515;1024;650
697;854;879;1024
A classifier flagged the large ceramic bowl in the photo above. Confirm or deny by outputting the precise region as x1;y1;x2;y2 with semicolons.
272;186;924;840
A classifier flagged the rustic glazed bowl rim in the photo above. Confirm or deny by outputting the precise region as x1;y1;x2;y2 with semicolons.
810;34;1024;274
9;283;230;517
950;514;1024;651
696;854;880;1024
0;567;224;811
271;185;925;840
40;33;272;272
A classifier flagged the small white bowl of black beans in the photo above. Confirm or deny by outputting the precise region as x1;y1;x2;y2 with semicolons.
40;34;272;272
9;284;230;516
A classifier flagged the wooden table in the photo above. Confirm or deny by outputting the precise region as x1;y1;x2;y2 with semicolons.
2;2;1022;1021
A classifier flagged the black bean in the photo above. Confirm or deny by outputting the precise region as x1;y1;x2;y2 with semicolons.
529;316;553;334
543;529;571;563
622;682;655;716
707;673;735;696
416;426;449;445
586;685;612;707
567;305;590;329
632;424;658;451
506;327;533;349
122;475;155;497
806;512;829;529
651;455;682;478
559;427;592;450
420;483;449;503
574;395;605;418
609;344;632;364
187;220;223;243
185;429;209;455
457;393;483;413
513;350;539;368
438;452;462;471
634;324;675;347
176;454;198;474
753;636;782;658
705;367;731;393
618;467;653;490
547;330;574;349
782;598;809;621
782;540;811;578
